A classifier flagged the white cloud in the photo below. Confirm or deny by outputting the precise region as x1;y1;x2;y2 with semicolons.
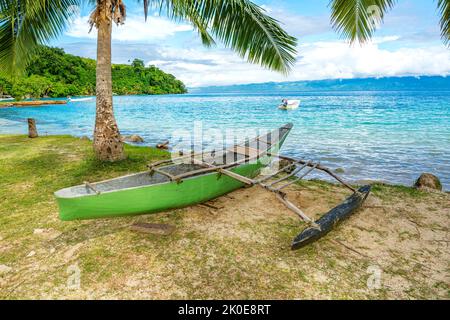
294;41;450;80
145;41;450;87
61;11;450;88
371;35;401;44
259;5;330;37
66;15;192;41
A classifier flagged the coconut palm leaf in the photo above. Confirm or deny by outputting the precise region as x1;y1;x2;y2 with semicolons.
0;0;80;78
329;0;396;43
147;0;297;74
437;0;450;45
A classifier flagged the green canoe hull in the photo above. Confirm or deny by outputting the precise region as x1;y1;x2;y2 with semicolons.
55;123;292;221
56;161;263;221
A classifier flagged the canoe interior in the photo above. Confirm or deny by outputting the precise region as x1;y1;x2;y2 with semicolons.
55;123;293;199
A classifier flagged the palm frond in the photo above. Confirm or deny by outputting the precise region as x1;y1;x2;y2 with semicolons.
437;0;450;45
146;0;297;74
144;0;148;21
0;0;82;78
329;0;396;44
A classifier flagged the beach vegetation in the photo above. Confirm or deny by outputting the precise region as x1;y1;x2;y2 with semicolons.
0;46;186;100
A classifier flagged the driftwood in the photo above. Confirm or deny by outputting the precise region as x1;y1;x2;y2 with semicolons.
27;118;38;138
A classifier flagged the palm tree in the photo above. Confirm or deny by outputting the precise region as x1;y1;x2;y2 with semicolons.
0;1;448;161
0;0;297;161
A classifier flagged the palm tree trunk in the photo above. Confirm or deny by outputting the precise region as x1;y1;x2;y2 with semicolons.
93;0;125;161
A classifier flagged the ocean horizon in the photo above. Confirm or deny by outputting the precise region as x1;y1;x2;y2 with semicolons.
1;89;449;190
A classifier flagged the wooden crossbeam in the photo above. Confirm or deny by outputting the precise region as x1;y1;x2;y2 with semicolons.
84;181;100;195
191;158;254;186
228;145;261;158
264;161;311;187
275;163;319;191
152;167;179;182
173;151;268;181
255;162;297;184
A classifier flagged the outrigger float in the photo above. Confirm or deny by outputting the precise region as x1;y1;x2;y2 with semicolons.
55;123;371;249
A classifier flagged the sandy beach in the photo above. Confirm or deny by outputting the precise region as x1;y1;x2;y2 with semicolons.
1;135;448;299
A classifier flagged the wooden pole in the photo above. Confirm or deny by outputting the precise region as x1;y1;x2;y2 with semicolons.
27;118;38;138
268;153;356;193
274;193;320;229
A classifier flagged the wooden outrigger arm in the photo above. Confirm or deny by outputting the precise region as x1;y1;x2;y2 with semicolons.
255;155;371;249
267;154;356;193
147;150;370;250
208;153;370;250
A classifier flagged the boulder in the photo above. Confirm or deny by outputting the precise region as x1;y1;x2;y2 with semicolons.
414;173;442;191
122;135;144;143
156;141;169;150
274;159;295;173
334;167;345;174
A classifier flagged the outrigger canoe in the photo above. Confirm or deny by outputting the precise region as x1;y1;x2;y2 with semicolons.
55;124;293;221
55;123;371;249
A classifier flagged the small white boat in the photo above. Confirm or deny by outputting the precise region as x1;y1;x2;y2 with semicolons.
68;97;94;102
0;96;14;102
278;99;300;110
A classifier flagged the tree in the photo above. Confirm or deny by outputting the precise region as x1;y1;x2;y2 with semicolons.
132;58;145;69
1;1;448;161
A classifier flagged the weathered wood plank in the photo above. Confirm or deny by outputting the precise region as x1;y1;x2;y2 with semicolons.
130;223;175;235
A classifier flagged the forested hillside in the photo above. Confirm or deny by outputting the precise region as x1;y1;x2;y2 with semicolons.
0;46;187;99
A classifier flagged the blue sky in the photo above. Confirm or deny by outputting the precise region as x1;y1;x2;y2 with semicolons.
52;0;450;87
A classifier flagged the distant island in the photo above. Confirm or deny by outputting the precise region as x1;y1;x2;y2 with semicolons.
0;46;187;99
191;76;450;94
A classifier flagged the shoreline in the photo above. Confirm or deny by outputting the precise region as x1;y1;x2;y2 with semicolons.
0;133;448;192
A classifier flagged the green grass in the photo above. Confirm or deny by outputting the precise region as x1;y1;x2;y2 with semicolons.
371;183;427;200
0;135;168;255
0;135;448;299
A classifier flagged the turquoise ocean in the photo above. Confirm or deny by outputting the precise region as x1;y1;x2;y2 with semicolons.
1;91;449;190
